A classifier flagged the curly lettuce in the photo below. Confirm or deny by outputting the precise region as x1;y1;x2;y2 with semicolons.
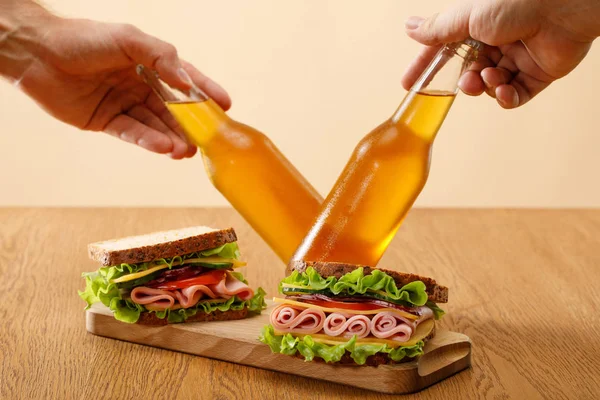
78;242;266;324
280;267;428;306
259;325;424;365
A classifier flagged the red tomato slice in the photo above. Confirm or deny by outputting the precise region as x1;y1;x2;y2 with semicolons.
155;269;225;290
300;299;386;311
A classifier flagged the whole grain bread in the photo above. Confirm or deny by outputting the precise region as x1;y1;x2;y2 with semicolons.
136;307;248;326
88;226;238;266
288;260;448;303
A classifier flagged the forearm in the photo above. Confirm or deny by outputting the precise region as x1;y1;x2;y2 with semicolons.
0;0;55;81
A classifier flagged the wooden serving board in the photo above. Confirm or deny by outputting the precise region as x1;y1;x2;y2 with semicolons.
86;301;471;394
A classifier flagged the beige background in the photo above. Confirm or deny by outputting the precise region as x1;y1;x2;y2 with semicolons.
1;0;599;207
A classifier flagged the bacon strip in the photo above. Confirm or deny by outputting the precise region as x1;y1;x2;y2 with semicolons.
370;312;415;342
270;304;326;335
323;313;371;339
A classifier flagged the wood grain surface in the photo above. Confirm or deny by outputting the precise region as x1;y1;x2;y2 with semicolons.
1;208;599;399
86;300;472;394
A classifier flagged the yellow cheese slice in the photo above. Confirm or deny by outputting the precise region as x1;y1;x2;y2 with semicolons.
110;257;245;283
275;319;434;348
272;297;419;320
111;264;170;283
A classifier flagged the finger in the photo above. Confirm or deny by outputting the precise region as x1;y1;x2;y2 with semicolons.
145;93;198;158
104;114;173;154
481;67;513;90
181;60;232;111
405;2;473;46
458;71;485;96
458;54;496;96
113;24;190;92
127;104;190;159
401;45;442;91
496;71;550;108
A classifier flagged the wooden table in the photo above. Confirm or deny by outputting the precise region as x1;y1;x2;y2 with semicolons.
1;208;599;399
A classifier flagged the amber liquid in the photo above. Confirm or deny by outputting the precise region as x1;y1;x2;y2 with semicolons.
167;99;323;262
291;91;456;267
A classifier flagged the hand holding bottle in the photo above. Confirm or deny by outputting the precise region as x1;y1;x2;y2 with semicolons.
402;0;600;109
0;0;230;158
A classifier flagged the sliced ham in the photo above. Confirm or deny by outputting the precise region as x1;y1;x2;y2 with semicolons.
208;271;254;301
130;287;176;311
370;311;415;342
129;271;253;310
323;313;371;339
414;306;434;325
175;285;219;308
271;304;326;335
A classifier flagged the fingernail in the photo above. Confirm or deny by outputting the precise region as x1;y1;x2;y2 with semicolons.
405;16;425;30
177;68;193;86
511;91;519;107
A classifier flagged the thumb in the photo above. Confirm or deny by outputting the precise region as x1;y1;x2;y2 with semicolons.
405;2;473;46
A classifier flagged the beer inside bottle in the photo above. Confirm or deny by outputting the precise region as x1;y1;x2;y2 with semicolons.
138;67;323;263
291;39;482;267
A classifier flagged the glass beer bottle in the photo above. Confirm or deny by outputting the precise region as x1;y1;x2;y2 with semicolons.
291;39;482;267
138;66;323;262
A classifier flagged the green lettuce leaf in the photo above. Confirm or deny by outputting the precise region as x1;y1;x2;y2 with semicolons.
426;301;446;320
259;325;424;365
280;267;428;307
246;287;267;313
200;242;240;259
79;257;267;323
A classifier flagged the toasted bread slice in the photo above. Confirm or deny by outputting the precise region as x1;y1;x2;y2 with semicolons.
288;260;448;303
88;226;237;266
136;307;248;326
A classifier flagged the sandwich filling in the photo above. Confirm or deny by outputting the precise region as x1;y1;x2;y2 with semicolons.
260;267;444;365
79;242;266;323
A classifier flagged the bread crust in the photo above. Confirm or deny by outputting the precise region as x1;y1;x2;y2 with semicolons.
288;260;448;303
135;307;248;326
88;227;238;266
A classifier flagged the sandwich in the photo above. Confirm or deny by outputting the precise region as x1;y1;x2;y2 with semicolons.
260;261;447;365
79;226;266;324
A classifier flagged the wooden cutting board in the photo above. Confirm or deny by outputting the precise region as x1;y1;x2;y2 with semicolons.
86;301;471;394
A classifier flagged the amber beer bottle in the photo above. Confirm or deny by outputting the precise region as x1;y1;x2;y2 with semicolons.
137;66;323;263
291;39;482;267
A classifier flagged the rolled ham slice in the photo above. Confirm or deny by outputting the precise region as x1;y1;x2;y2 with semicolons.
271;304;326;335
208;271;254;301
414;306;434;325
130;287;176;311
175;285;219;308
130;270;253;310
370;311;415;342
323;313;371;339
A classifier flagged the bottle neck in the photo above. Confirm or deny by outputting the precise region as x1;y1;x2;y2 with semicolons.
390;40;480;142
165;99;230;147
411;40;480;95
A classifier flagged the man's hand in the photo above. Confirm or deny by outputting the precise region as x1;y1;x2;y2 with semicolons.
402;0;600;109
0;2;231;158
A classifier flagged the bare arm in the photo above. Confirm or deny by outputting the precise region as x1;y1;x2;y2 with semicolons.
0;0;231;158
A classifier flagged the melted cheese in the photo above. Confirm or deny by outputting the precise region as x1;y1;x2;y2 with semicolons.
110;257;245;283
275;319;434;348
273;297;419;320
